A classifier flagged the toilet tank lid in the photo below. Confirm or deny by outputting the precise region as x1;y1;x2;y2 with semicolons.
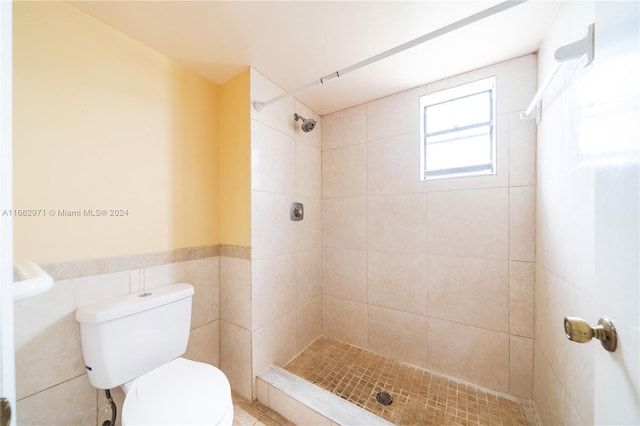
76;283;194;324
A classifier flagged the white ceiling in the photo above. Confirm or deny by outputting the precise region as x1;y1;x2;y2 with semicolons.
70;1;559;115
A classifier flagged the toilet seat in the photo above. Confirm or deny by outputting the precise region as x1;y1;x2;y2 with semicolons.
122;357;234;426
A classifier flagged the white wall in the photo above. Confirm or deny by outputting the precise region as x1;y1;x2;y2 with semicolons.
534;2;640;424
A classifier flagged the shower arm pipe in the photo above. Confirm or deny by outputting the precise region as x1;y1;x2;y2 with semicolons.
253;0;527;112
521;23;595;123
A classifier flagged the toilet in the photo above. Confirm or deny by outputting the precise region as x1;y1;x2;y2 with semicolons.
76;283;234;425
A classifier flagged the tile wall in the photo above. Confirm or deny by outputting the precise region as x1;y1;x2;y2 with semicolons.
220;246;253;401
220;69;324;401
250;69;323;390
14;247;222;425
321;55;537;398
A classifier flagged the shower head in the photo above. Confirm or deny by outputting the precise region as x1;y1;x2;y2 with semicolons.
294;113;317;133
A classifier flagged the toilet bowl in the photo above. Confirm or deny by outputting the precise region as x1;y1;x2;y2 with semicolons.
75;283;234;426
121;358;233;426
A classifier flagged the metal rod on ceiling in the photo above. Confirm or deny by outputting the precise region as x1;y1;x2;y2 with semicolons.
253;0;528;112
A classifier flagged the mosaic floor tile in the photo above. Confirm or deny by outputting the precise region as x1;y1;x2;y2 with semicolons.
284;336;538;426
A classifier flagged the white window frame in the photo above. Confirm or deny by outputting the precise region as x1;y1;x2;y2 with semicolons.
419;76;497;181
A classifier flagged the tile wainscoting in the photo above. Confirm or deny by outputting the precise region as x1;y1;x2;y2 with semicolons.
15;244;246;426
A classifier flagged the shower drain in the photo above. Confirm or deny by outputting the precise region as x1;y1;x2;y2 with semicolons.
375;391;393;406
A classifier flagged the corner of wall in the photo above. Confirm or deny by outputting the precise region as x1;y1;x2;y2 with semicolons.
220;69;252;248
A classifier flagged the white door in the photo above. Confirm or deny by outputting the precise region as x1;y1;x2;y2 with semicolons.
590;2;640;424
0;1;16;425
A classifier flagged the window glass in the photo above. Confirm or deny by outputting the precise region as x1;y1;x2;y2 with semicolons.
420;77;496;180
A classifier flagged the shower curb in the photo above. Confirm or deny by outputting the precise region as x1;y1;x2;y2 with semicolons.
257;366;394;426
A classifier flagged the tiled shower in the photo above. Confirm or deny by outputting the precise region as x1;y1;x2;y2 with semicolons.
320;55;536;399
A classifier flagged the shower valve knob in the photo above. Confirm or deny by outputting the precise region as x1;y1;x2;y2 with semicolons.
290;202;304;221
564;316;617;352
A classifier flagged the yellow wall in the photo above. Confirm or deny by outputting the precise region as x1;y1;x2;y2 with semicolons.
13;1;220;262
220;71;251;247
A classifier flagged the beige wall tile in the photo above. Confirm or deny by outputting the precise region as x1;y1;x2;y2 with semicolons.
252;311;297;378
447;63;498;91
508;112;536;186
509;261;534;337
296;141;321;198
296;248;321;305
15;272;129;399
16;310;84;400
269;386;332;426
322;247;367;303
535;104;569;277
67;270;131;308
322;143;367;198
220;245;251;260
322;296;368;348
368;251;428;315
252;120;296;195
565;393;587;426
251;69;296;138
367;132;426;195
109;250;174;273
252;254;297;330
534;266;568;385
220;256;252;330
17;374;96;426
190;258;220;328
185;320;220;368
428;256;508;332
427;188;508;259
252;191;296;259
426;78;449;94
174;246;220;262
41;257;110;281
366;86;425;141
368;193;427;254
493;54;537;115
296;296;323;352
220;320;253;401
322;104;367;150
533;343;566;426
322;197;367;249
143;258;220;329
294;196;322;251
367;305;428;368
510;335;533;399
428;318;509;392
509;185;536;262
295;100;322;150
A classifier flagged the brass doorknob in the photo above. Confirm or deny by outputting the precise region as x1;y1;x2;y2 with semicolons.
0;398;11;426
564;316;617;352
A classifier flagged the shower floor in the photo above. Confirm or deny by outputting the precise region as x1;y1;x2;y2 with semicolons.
284;336;538;426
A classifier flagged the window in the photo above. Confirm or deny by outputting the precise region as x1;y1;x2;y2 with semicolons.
420;76;496;180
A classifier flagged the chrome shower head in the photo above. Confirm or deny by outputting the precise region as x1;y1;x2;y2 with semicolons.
294;113;317;133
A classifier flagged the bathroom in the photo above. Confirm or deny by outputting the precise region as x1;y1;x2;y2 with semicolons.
1;1;638;425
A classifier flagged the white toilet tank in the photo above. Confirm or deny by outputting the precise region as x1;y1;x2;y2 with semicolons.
75;283;194;389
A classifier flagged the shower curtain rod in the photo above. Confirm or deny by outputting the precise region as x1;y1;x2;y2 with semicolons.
520;23;595;123
253;0;527;112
